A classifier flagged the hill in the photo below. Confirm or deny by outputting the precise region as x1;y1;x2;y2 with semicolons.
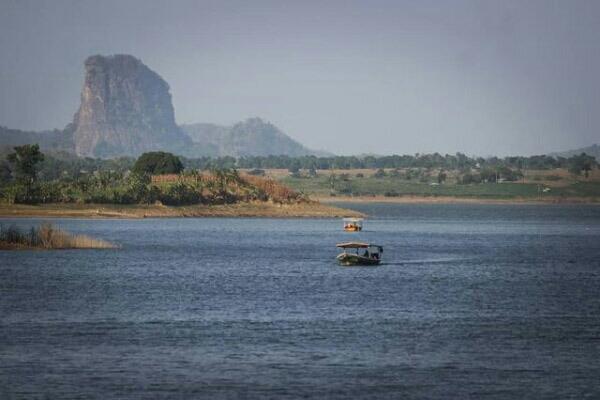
550;144;600;161
72;54;192;158
0;54;329;159
0;126;73;155
181;117;326;157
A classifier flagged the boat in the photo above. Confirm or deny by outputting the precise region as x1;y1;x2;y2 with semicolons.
336;242;383;266
343;217;363;232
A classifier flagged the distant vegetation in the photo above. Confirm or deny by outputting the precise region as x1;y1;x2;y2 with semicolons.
182;152;597;176
0;222;115;250
0;146;304;206
1;144;598;204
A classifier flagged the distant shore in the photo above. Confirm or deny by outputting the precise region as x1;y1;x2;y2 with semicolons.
316;195;600;205
0;201;364;219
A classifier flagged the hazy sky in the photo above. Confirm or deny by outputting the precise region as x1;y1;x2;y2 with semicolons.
1;0;599;156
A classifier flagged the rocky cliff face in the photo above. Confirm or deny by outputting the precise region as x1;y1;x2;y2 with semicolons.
1;54;328;159
181;118;322;157
72;55;191;158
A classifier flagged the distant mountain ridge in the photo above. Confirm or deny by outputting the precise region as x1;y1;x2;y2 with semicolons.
0;126;73;155
0;54;327;159
181;118;323;158
549;144;600;161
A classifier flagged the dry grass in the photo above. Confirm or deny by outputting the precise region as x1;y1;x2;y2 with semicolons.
240;174;303;203
0;222;117;250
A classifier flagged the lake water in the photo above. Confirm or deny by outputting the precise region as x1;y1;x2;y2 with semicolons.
1;203;600;399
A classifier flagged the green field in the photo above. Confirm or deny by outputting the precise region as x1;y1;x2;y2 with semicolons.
280;175;600;200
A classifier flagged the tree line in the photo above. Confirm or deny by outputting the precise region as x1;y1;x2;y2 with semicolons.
1;145;597;203
0;145;302;205
181;152;596;174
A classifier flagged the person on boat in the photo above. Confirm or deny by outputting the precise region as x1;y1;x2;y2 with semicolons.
363;249;369;258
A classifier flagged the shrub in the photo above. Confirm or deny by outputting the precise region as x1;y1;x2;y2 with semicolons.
389;169;401;178
247;169;265;176
460;173;482;184
1;184;27;204
159;182;202;205
373;168;386;178
126;173;153;203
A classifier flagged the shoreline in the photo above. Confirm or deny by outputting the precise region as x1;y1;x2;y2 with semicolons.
0;201;364;219
316;195;600;205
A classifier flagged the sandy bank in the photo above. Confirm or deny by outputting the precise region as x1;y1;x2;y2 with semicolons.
0;201;364;219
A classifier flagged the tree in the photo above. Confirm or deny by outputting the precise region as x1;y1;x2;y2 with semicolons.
479;168;497;183
7;144;45;185
132;152;184;175
437;170;447;184
568;153;595;178
373;168;386;179
0;161;11;185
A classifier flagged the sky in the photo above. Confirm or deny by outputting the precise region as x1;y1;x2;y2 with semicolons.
1;0;599;156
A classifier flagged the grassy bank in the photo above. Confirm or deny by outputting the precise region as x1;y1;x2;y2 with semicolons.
0;201;364;219
0;222;116;250
317;195;600;205
279;170;600;203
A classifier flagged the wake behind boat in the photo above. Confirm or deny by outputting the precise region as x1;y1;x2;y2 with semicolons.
336;242;383;266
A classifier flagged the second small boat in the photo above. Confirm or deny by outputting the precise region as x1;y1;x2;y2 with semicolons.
343;218;363;232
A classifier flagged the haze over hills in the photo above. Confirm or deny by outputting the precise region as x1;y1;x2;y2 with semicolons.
549;144;600;161
0;54;324;159
181;118;323;158
0;53;593;160
0;126;72;155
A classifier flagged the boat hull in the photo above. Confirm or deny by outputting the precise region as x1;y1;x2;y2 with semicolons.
336;253;381;266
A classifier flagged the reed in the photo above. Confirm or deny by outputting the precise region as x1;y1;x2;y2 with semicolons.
0;222;116;250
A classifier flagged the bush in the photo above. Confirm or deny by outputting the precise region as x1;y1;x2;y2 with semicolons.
1;184;27;204
389;169;401;178
159;182;202;205
247;169;265;176
460;173;482;184
373;168;386;178
125;173;153;203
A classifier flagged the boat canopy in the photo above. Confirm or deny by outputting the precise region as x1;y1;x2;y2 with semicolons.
336;242;382;250
343;218;363;222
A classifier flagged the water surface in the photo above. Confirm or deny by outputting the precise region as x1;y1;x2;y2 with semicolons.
1;204;600;398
